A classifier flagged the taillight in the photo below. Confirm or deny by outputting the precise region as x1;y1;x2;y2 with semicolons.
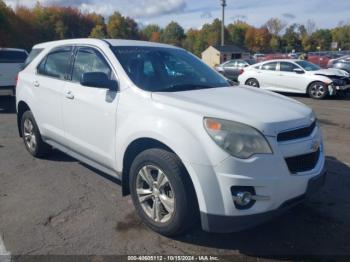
239;69;244;75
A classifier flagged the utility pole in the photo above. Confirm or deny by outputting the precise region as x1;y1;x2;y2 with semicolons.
220;0;226;46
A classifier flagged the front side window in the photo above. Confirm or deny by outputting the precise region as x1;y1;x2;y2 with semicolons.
72;47;112;83
38;47;72;80
261;62;277;71
112;46;229;92
280;62;299;72
0;50;27;63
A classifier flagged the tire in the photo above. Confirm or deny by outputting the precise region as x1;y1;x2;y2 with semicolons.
21;111;52;157
308;81;328;99
129;148;198;236
245;78;260;88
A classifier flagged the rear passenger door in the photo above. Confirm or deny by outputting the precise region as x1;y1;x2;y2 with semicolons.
257;62;279;90
62;46;118;170
34;46;73;145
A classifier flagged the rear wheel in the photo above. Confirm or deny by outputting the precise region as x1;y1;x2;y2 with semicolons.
21;111;52;157
129;148;197;236
245;78;260;88
308;82;328;99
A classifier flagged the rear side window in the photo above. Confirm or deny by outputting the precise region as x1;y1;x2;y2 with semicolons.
280;62;298;72
72;47;112;82
23;48;43;68
261;62;277;71
0;50;27;63
38;47;72;80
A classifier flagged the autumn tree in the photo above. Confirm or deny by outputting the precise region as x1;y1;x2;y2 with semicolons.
161;21;185;46
227;21;249;47
107;12;138;39
90;24;107;38
140;24;161;40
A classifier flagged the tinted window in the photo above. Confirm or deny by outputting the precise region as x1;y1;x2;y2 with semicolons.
280;62;299;72
0;50;27;63
23;48;43;68
261;62;277;71
295;60;320;71
224;61;235;67
38;47;72;80
112;46;229;92
72;47;112;83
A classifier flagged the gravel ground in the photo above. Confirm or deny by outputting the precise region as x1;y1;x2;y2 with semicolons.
0;94;349;260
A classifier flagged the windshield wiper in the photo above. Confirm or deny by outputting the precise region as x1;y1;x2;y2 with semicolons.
152;84;215;92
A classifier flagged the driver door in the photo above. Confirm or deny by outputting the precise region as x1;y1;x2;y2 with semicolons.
62;46;118;169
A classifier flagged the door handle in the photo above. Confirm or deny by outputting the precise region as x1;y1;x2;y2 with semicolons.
65;90;74;99
33;80;39;87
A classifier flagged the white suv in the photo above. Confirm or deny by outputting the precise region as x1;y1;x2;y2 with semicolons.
16;39;326;236
0;48;28;96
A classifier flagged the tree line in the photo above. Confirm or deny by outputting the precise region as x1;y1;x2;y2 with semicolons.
1;0;350;56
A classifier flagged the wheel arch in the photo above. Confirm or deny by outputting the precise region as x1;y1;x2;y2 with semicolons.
121;138;193;196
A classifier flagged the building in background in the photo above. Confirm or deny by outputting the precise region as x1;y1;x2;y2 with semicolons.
202;45;250;67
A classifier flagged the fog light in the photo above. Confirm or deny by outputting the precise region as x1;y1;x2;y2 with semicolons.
231;186;256;210
234;191;253;206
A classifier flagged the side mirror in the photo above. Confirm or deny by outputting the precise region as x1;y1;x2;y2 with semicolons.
294;68;305;74
80;72;118;91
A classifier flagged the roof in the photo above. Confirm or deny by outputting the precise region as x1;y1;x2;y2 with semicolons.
32;38;180;50
212;45;247;53
0;48;27;52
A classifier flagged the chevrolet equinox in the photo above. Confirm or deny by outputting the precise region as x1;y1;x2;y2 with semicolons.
16;39;326;236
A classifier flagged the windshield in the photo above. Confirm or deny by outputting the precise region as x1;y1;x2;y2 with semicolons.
295;60;321;71
112;46;230;92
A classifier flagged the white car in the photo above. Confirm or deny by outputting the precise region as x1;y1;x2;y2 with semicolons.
16;39;326;236
238;59;350;99
0;48;28;96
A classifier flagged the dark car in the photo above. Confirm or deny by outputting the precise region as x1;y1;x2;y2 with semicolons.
328;55;350;73
215;59;256;81
332;61;350;73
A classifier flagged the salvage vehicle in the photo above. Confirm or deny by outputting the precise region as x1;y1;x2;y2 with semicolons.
16;39;326;236
239;59;350;99
0;48;28;96
215;59;256;81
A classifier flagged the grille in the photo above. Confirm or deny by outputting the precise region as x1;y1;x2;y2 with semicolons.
285;149;320;174
277;121;316;142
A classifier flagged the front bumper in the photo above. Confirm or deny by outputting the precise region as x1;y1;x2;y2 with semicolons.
201;168;326;233
329;83;350;95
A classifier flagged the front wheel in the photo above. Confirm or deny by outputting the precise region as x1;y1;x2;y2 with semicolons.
129;148;198;236
308;82;328;99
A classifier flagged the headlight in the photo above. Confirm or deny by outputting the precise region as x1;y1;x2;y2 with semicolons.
204;117;272;159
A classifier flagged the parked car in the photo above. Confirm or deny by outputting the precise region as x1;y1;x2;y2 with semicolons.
331;61;350;73
327;55;350;73
0;48;28;96
17;39;326;236
215;59;256;81
238;59;350;99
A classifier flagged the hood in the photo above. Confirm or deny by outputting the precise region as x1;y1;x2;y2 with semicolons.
313;68;349;77
151;86;314;136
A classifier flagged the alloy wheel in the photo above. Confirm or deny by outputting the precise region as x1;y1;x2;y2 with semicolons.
136;165;175;223
23;119;37;151
310;83;326;98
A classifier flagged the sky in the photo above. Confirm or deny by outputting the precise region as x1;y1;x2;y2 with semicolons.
4;0;350;30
